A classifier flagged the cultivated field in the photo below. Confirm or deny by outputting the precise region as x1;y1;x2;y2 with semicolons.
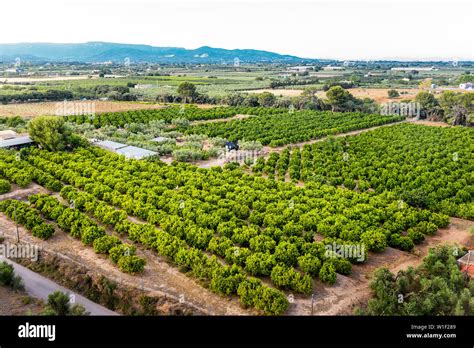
0;101;168;117
0;75;98;83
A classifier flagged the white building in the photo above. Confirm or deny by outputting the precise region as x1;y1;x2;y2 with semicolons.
391;66;437;72
459;82;473;90
323;66;345;71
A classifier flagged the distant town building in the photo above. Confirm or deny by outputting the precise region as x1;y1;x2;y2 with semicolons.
459;82;473;90
391;66;437;72
323;66;345;71
4;68;20;74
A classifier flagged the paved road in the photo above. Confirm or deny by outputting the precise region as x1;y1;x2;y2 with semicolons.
0;257;118;316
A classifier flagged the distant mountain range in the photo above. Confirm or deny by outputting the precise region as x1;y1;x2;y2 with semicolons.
0;42;318;64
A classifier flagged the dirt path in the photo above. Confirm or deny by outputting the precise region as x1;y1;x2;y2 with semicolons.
191;120;408;169
407;119;450;127
287;217;474;315
263;120;407;155
0;183;48;202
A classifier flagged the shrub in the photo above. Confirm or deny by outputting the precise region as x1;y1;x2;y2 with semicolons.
0;261;24;290
31;223;55;240
329;258;352;275
389;234;414;251
81;226;106;246
256;287;289;316
240;140;263;151
297;254;321;277
117;255;146;274
93;235;122;254
109;244;136;264
388;89;400;98
319;262;337;284
0;179;11;194
245;252;276;276
360;229;387;252
274;241;299;267
407;228;425;244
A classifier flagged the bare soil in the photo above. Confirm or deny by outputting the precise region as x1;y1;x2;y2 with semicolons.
245;87;473;104
0;286;44;315
0;101;168;117
408;119;450;127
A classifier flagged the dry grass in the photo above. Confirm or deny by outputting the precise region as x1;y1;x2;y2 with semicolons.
245;87;473;104
0;75;98;83
0;101;168;117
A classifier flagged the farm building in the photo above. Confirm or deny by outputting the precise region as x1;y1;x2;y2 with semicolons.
95;140;128;151
94;139;157;159
457;251;474;278
0;130;19;140
0;136;34;149
391;66;437;72
323;66;345;71
459;82;473;90
115;146;157;159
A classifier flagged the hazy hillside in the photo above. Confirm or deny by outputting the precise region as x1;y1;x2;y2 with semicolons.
0;42;315;64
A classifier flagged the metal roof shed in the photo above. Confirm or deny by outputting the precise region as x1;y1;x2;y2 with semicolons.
0;136;34;148
0;130;18;140
95;140;128;151
115;146;157;159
